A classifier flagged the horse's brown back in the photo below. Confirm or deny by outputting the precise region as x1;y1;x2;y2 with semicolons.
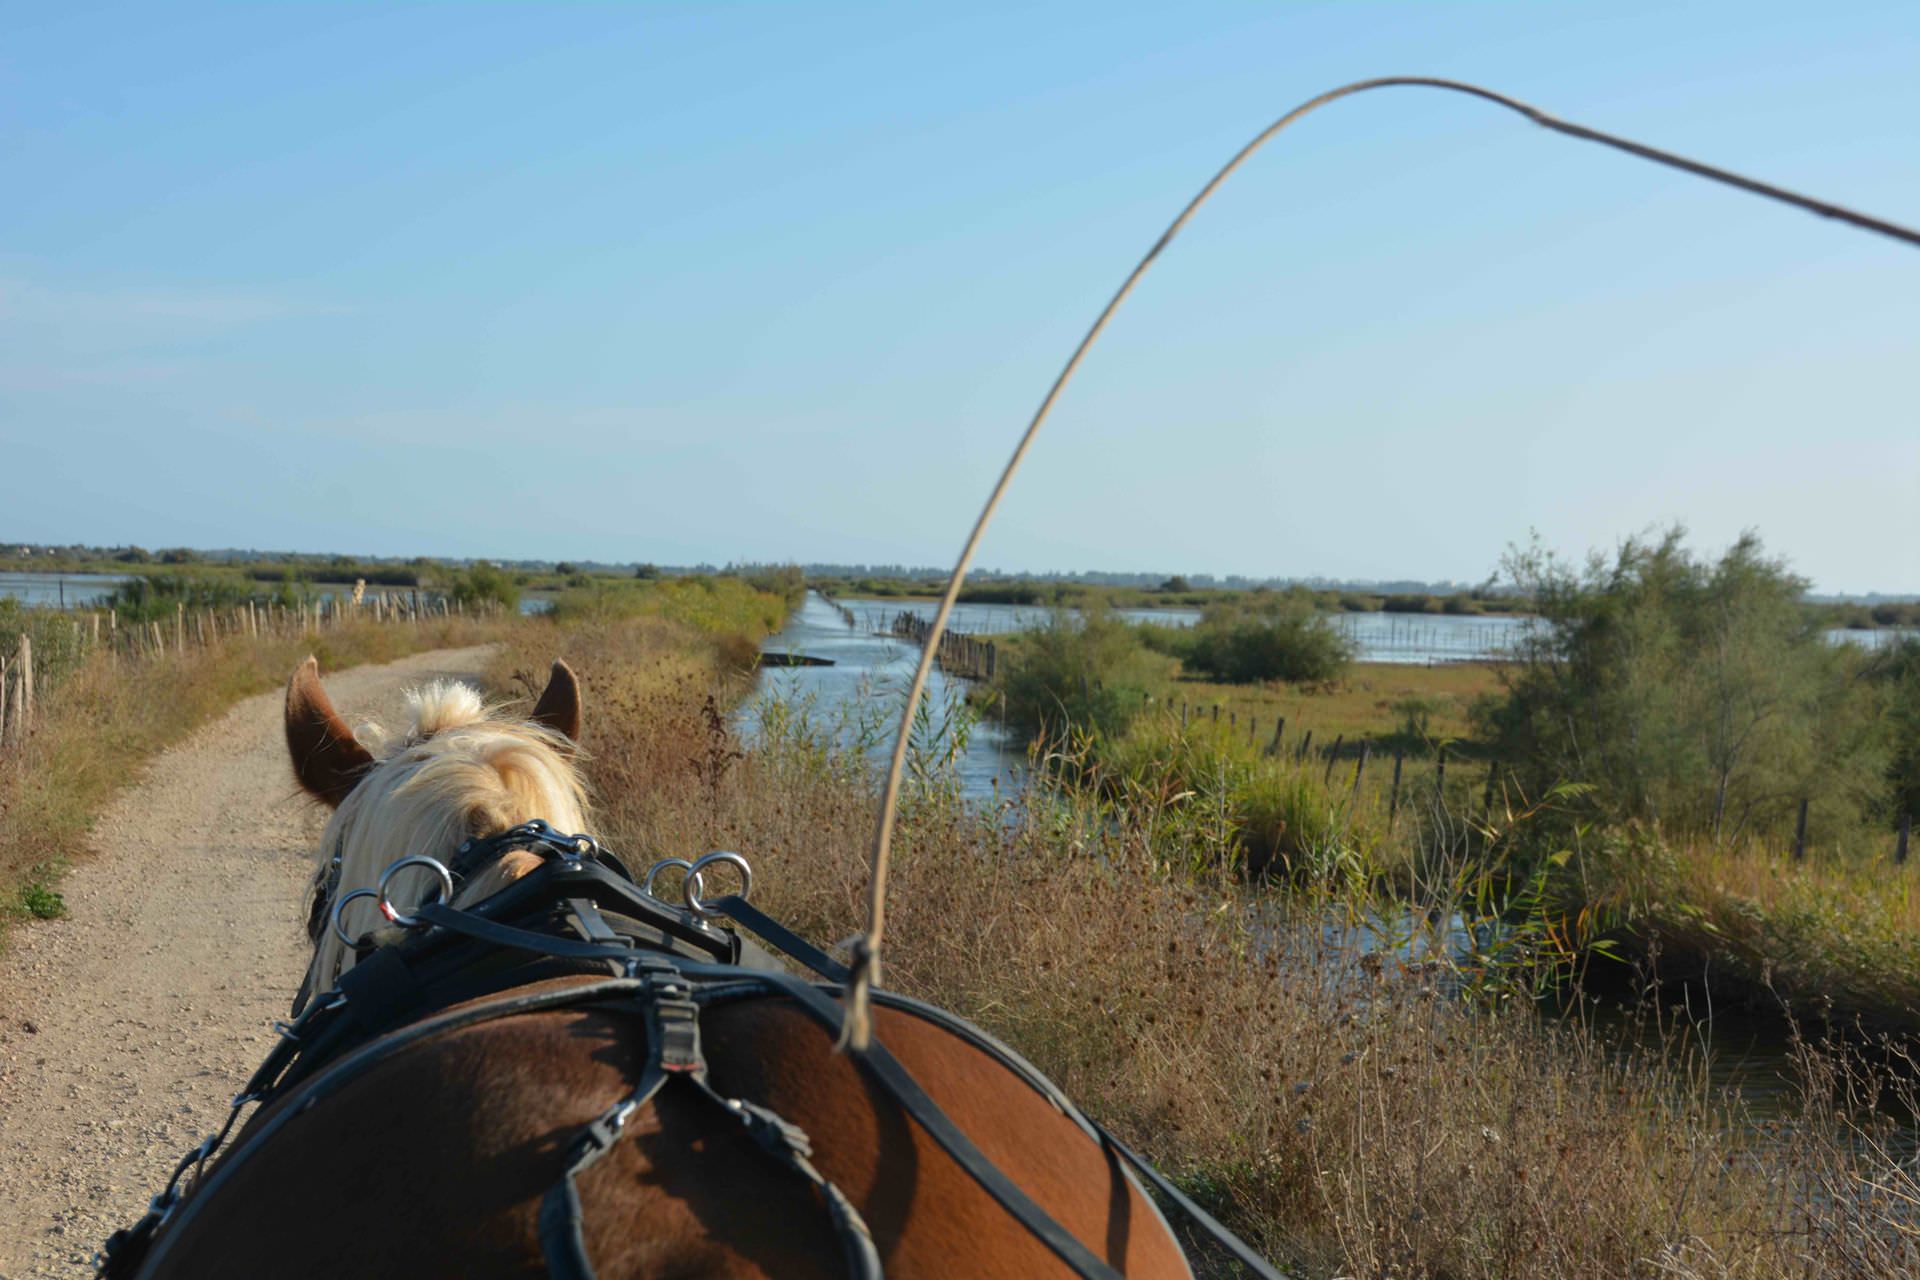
146;987;1190;1279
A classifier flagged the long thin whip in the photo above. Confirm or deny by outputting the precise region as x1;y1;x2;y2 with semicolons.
838;75;1920;1050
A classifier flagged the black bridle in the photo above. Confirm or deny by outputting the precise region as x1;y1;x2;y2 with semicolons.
102;825;1288;1280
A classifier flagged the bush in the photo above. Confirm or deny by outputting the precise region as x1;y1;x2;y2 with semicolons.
107;572;259;623
1133;621;1196;661
1478;529;1887;842
1388;694;1443;749
993;601;1160;741
448;560;520;611
1183;596;1354;685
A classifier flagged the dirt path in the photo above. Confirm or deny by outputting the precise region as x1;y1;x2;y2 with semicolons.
0;646;496;1278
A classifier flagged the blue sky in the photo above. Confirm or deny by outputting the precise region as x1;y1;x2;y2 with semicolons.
2;2;1915;590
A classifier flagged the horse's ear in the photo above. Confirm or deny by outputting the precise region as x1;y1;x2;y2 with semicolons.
529;660;582;742
285;656;375;807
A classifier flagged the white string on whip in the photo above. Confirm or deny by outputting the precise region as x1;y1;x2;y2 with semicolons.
836;75;1920;1052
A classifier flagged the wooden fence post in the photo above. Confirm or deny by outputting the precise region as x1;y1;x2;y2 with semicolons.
1268;717;1286;756
1897;812;1911;866
1322;734;1344;784
1435;744;1447;796
1388;748;1405;825
1793;798;1809;861
14;634;33;743
1349;744;1370;802
1295;728;1313;762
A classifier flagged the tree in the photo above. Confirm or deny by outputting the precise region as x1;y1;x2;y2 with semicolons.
1868;638;1920;822
1477;529;1886;841
1157;575;1192;593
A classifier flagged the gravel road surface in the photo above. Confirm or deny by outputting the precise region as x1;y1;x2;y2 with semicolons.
0;646;494;1278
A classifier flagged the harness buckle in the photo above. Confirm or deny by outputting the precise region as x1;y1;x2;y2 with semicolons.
648;987;703;1075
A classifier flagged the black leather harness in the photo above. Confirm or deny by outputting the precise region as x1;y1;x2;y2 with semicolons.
99;824;1288;1280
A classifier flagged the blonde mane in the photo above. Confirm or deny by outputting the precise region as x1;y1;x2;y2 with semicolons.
304;680;590;991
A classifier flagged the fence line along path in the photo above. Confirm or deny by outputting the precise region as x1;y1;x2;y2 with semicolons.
0;591;503;750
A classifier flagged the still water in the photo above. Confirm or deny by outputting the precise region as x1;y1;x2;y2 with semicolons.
0;572;129;608
740;592;1026;795
831;595;1526;664
835;595;1915;665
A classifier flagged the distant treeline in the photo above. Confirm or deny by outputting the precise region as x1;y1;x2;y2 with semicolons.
1815;600;1920;630
814;574;1920;628
811;575;1529;616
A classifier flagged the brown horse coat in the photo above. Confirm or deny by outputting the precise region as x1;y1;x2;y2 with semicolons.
140;979;1192;1279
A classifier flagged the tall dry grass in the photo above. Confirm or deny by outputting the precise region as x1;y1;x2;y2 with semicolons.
488;618;1920;1280
0;616;505;934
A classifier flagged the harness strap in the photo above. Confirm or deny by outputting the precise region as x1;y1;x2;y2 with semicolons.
538;971;883;1280
538;1045;676;1279
715;906;1287;1277
689;1077;883;1280
414;902;677;962
707;894;852;983
685;962;1128;1280
413;902;1128;1280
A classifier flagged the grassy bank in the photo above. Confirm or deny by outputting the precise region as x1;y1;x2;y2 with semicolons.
485;612;1918;1279
0;615;509;937
1559;827;1920;1031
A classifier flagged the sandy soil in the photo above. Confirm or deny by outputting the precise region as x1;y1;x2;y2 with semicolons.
0;646;495;1278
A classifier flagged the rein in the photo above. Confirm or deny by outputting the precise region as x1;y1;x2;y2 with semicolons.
100;825;1289;1280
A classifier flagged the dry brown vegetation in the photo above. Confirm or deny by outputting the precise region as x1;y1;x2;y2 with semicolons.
488;613;1920;1280
0;617;506;934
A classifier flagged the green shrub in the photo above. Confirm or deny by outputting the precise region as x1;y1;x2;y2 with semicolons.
1183;596;1355;685
448;560;521;611
1478;529;1888;842
1388;694;1443;749
992;601;1160;742
107;572;260;623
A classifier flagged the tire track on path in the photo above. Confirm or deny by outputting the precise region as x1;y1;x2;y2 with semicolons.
0;646;496;1278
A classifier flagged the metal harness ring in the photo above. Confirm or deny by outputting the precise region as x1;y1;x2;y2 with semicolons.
330;888;380;948
685;851;752;920
377;856;455;929
642;857;705;903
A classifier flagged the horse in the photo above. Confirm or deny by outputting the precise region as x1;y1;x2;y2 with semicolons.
102;657;1204;1279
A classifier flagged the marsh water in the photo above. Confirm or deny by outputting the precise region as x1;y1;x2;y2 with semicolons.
0;572;129;608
